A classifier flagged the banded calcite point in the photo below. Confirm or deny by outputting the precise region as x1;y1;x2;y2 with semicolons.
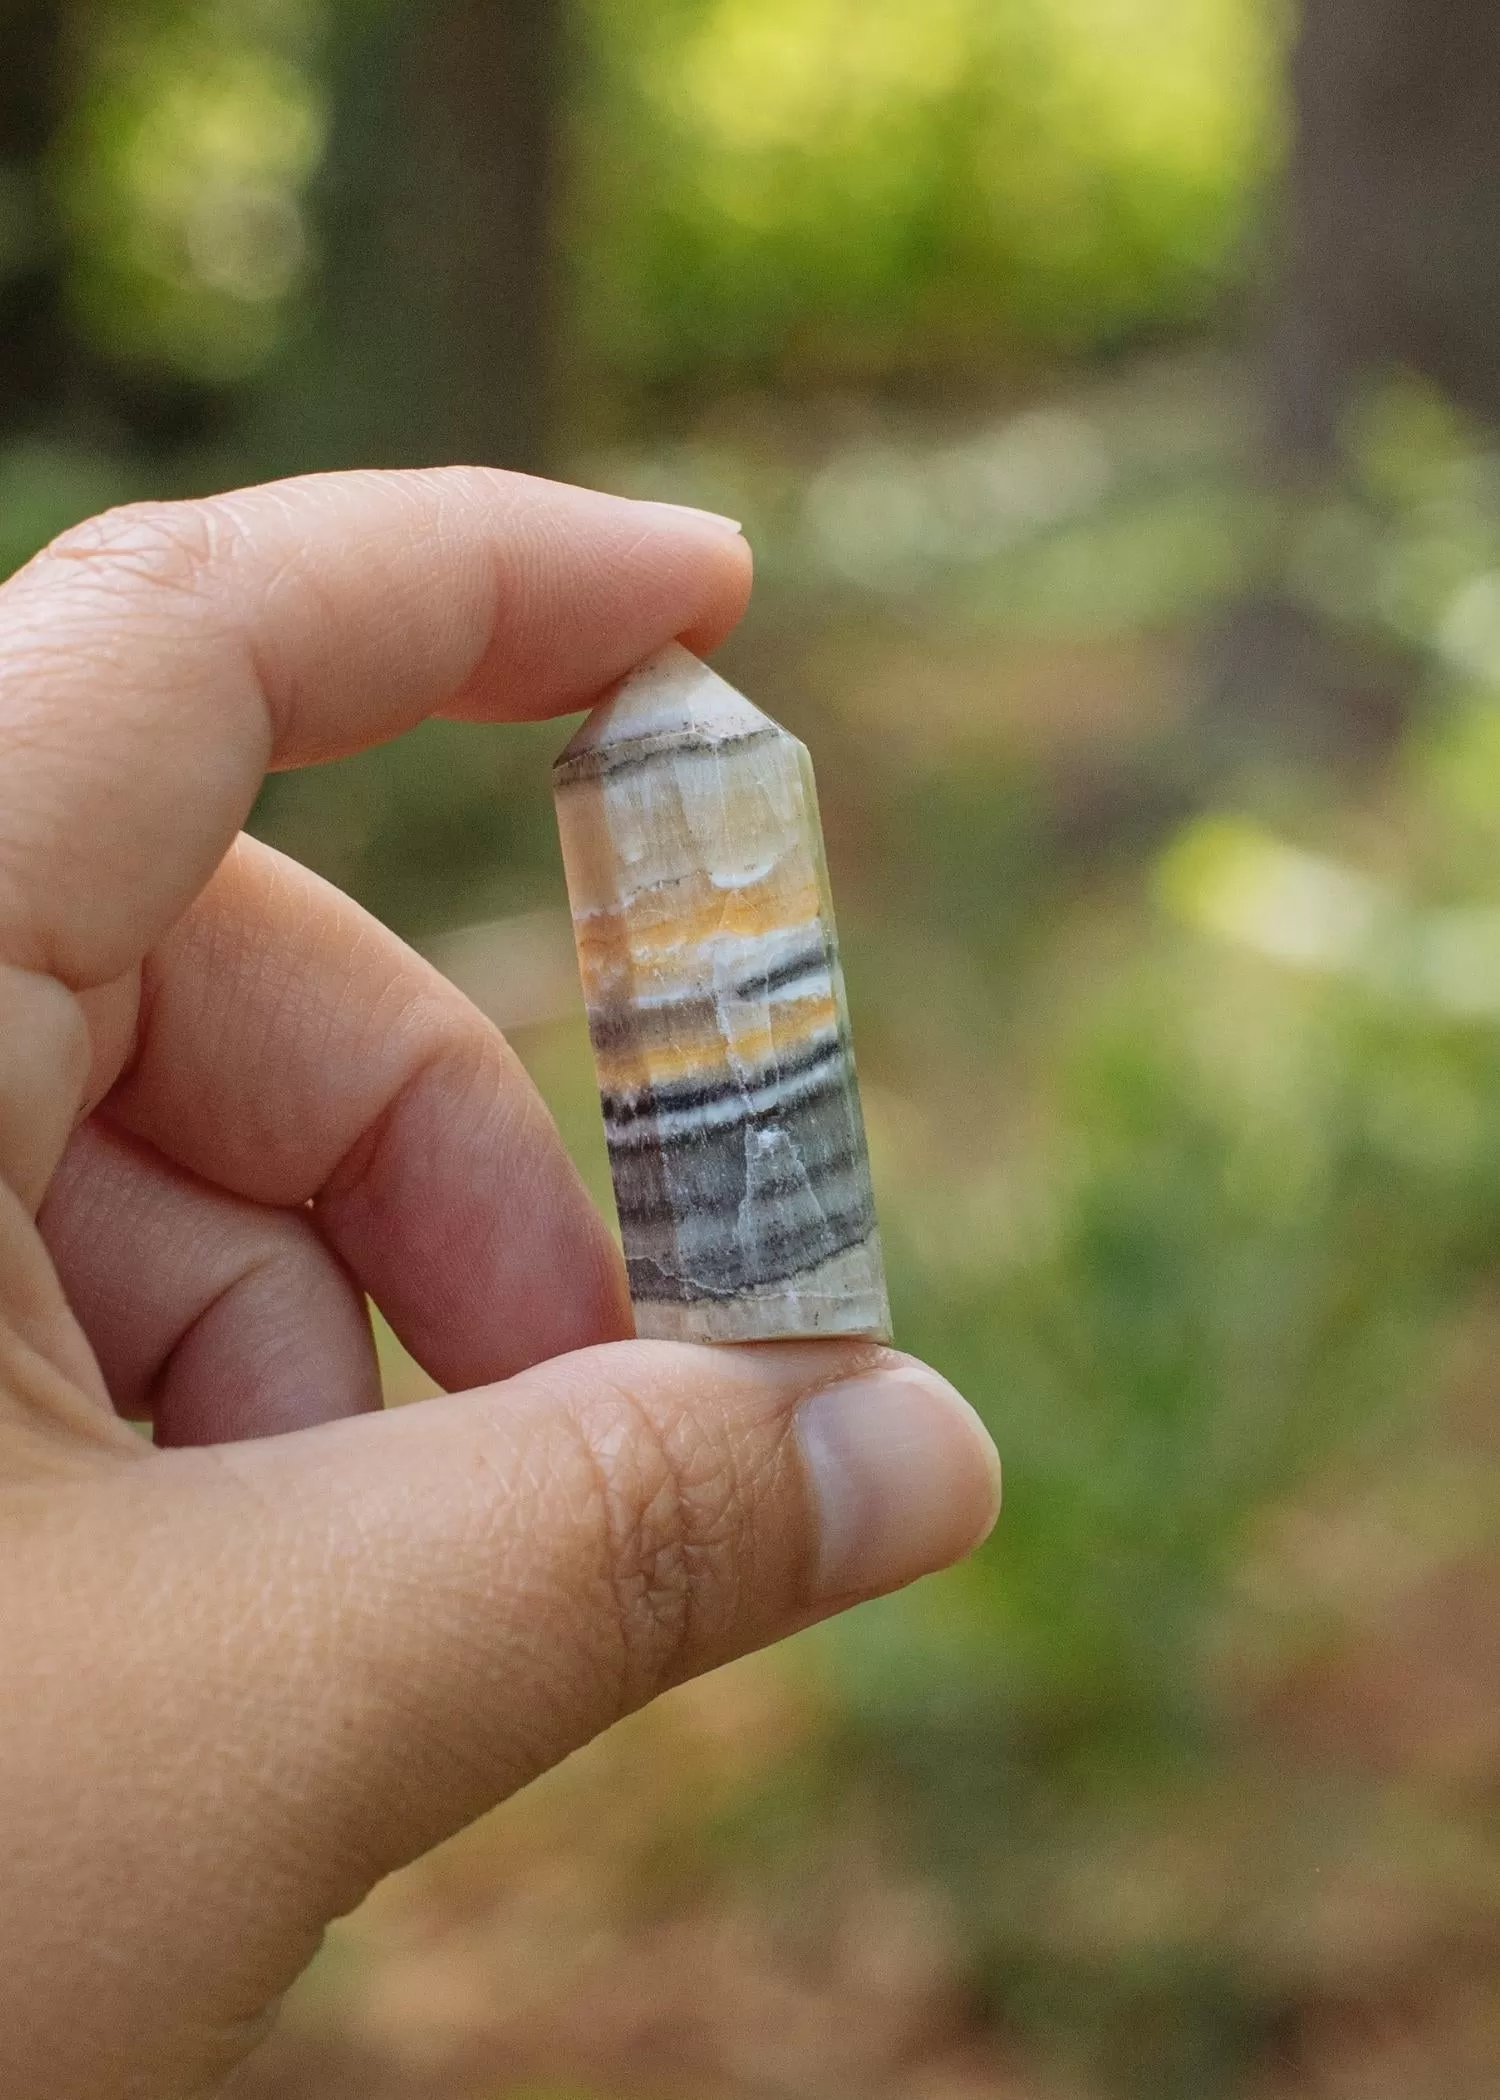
553;643;892;1345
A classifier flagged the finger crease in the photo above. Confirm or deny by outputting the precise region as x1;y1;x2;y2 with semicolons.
569;1386;695;1713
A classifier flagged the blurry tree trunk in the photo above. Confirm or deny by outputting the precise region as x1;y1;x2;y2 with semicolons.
294;0;563;475
0;0;72;435
1271;0;1500;465
398;0;562;470
1205;0;1500;769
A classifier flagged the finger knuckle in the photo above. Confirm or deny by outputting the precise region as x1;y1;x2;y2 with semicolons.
571;1379;742;1705
36;498;244;605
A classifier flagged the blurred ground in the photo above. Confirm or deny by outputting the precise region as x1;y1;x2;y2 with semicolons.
236;1657;1041;2100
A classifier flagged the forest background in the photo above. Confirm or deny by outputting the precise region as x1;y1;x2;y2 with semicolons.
9;4;1500;2095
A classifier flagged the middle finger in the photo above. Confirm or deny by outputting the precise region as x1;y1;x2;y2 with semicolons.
102;835;630;1389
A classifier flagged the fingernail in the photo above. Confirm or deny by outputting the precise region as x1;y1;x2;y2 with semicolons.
635;500;744;535
795;1366;1001;1601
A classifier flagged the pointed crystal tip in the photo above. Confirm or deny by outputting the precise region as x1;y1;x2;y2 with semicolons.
555;642;773;775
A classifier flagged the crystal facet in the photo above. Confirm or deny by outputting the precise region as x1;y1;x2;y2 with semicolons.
553;643;891;1344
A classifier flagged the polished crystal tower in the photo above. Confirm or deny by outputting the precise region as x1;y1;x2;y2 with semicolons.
553;644;891;1344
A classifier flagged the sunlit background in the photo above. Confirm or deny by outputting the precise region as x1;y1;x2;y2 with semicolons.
12;2;1500;2094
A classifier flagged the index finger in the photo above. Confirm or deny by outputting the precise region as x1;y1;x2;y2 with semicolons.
0;468;751;988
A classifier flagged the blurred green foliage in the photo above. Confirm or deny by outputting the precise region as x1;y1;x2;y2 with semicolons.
15;0;1280;491
59;0;326;382
576;0;1282;398
786;378;1500;2088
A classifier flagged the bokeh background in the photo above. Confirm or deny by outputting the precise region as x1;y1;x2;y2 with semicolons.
12;3;1500;2094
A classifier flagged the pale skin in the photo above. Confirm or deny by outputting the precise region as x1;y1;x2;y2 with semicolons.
0;467;1001;2099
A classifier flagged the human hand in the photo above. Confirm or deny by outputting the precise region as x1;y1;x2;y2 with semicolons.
0;468;1001;2098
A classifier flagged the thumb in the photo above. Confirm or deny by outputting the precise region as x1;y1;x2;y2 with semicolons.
4;1338;999;2099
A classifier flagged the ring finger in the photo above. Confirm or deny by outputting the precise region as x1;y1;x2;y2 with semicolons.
40;1121;381;1445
